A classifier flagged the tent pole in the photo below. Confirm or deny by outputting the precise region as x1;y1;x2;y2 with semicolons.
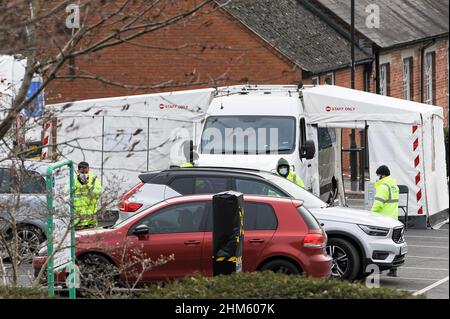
350;0;358;191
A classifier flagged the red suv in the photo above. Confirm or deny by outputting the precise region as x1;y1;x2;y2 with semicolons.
33;195;331;286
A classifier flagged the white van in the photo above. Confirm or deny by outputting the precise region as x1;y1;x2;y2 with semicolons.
197;85;339;203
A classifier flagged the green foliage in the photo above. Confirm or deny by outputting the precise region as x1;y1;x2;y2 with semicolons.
138;272;420;299
0;285;49;299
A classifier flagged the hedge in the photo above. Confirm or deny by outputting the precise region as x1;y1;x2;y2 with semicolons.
0;285;49;299
138;271;421;299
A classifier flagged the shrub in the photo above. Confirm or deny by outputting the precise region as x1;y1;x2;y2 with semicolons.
0;285;49;299
138;272;420;299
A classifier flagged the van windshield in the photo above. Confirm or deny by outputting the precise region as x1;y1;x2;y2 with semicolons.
200;116;295;154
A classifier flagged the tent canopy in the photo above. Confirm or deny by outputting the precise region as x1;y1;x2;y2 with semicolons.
302;85;443;125
48;88;215;121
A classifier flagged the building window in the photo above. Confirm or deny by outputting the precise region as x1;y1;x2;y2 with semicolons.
403;57;413;100
380;63;390;96
425;52;436;105
324;72;334;85
312;76;319;85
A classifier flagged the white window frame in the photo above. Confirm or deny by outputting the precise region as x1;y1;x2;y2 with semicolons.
324;72;334;85
312;76;319;86
380;63;389;96
403;57;412;100
425;52;434;105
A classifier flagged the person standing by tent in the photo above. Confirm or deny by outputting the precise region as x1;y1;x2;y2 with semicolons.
276;158;305;188
74;162;102;229
371;165;400;277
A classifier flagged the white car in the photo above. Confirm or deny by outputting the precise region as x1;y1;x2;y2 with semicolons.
118;167;407;280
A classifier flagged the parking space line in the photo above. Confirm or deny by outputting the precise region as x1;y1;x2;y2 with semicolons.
381;277;444;281
407;256;449;260
407;245;449;248
413;276;449;296
402;267;449;271
405;235;449;239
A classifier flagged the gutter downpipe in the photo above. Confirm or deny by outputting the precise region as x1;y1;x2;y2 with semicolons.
375;48;380;94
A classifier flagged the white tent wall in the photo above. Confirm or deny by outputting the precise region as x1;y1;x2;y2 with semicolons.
47;88;216;194
56;116;104;178
421;115;449;227
367;121;427;227
56;115;197;193
102;116;148;188
0;55;26;116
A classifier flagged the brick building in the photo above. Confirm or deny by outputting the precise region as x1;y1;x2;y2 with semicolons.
48;0;373;104
47;1;307;104
312;0;449;124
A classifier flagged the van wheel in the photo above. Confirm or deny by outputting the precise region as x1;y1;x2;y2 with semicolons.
17;225;45;261
326;238;361;281
260;259;301;275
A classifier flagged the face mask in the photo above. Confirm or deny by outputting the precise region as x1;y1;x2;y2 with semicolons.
278;166;289;177
80;173;89;180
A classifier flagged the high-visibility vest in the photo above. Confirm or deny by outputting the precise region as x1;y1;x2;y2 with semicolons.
277;171;305;188
371;176;399;220
74;172;102;227
180;162;194;168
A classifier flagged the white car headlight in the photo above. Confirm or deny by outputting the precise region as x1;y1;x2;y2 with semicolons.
358;224;390;237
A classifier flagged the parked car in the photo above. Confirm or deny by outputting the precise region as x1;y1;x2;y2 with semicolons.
33;194;332;286
118;167;407;280
0;160;49;258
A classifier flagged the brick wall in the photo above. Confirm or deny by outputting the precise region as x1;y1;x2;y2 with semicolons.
374;38;449;124
435;39;449;125
46;5;301;104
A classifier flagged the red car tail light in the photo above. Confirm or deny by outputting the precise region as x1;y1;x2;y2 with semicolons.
119;182;144;212
303;233;326;249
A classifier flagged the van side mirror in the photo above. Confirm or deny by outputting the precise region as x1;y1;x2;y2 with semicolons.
133;224;150;236
300;140;315;160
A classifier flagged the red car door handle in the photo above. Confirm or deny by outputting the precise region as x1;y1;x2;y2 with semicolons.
184;240;201;245
249;239;265;243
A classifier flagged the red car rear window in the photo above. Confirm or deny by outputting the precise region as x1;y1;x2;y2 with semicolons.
296;206;321;230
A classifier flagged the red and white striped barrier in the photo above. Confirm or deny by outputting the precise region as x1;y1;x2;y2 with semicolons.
412;125;423;215
41;120;51;160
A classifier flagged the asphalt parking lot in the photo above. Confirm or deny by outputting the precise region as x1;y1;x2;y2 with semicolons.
379;223;449;299
347;195;449;299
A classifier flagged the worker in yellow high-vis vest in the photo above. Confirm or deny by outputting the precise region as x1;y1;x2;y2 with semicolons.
371;165;399;219
371;165;400;277
276;158;305;188
74;162;102;229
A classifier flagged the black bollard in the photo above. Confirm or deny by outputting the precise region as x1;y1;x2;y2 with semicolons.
212;191;244;276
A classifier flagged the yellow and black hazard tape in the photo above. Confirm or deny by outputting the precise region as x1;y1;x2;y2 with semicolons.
213;256;242;263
